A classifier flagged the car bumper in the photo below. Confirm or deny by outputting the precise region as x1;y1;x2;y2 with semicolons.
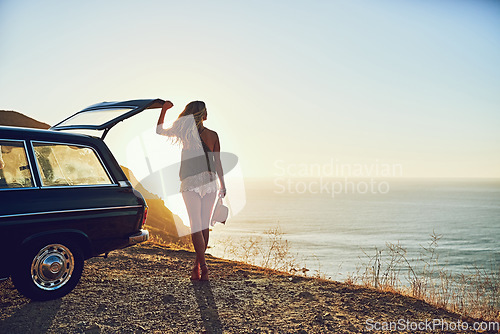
128;229;149;245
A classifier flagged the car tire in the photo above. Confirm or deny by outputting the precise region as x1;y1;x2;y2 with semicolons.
11;239;84;301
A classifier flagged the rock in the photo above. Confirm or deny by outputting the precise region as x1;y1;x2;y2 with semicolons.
135;324;147;332
323;312;334;321
83;324;101;334
313;314;324;324
244;280;257;287
236;270;249;278
162;294;175;303
77;321;88;329
346;324;358;332
298;291;314;299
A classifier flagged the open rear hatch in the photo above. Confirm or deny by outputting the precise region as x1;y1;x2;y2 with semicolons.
51;99;165;139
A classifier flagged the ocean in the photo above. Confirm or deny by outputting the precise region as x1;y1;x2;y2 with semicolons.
209;178;500;282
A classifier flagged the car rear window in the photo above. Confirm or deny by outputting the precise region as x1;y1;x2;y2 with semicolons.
0;140;34;189
33;142;113;187
55;108;134;128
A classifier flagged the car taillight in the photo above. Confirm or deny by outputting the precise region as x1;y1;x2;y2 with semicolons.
142;207;148;227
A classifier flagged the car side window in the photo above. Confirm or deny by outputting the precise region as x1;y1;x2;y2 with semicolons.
0;140;34;189
33;142;113;187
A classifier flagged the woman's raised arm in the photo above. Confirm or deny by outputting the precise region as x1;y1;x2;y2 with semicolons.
156;100;174;135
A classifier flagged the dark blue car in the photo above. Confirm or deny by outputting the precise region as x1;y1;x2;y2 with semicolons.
0;99;164;300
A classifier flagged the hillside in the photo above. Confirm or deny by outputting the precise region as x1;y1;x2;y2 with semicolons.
0;110;50;129
1;242;492;333
121;166;191;241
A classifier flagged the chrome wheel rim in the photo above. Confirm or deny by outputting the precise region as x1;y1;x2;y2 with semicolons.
31;244;74;290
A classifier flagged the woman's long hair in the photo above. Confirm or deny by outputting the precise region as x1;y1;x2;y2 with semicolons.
161;101;206;149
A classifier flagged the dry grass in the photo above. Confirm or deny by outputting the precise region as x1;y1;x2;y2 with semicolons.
346;231;500;322
212;224;301;274
146;232;194;251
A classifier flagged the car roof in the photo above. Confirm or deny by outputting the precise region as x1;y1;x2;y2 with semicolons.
0;125;101;146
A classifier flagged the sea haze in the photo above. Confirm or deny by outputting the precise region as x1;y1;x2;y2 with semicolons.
209;177;500;280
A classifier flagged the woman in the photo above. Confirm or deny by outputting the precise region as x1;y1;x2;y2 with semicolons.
156;100;226;281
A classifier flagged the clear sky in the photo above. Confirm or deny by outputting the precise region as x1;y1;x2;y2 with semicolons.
1;0;499;178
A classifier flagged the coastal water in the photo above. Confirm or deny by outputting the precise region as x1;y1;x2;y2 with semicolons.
209;178;500;281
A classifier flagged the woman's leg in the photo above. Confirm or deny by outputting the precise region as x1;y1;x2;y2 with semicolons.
182;191;205;279
199;191;217;280
200;191;217;251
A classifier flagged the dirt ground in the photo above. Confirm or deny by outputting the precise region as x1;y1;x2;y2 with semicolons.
0;243;495;333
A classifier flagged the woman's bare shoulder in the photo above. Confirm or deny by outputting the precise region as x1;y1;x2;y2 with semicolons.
203;127;219;139
202;127;219;151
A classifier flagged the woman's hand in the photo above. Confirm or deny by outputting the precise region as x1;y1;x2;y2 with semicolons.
163;100;174;110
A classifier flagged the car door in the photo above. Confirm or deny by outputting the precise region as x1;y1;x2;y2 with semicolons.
0;138;38;278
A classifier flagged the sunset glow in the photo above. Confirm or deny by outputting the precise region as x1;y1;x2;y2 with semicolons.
1;1;499;178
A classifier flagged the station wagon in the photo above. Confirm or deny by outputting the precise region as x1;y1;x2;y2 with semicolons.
0;99;165;300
